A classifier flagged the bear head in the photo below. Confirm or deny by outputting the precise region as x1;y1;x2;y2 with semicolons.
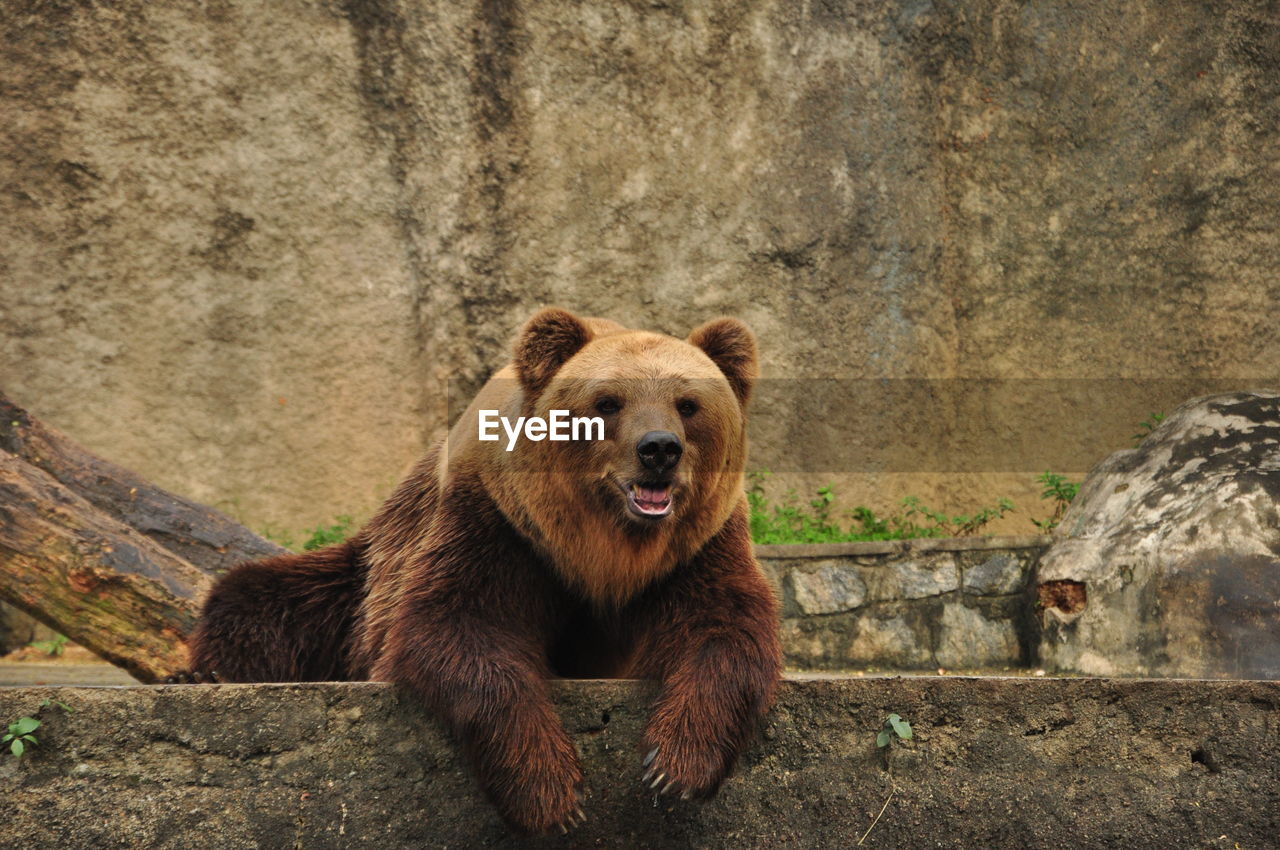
505;307;758;604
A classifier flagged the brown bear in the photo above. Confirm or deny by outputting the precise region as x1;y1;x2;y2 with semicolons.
183;308;782;834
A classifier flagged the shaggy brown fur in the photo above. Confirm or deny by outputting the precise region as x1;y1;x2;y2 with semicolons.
184;308;782;834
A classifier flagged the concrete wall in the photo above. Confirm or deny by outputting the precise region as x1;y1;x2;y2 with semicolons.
3;1;1278;530
2;679;1277;848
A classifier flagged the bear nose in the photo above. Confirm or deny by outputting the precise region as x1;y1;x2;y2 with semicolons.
637;430;683;474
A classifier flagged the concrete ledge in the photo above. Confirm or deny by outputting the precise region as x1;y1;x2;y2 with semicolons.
2;677;1276;848
754;535;1053;559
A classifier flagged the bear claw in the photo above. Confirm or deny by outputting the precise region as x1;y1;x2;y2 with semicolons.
163;670;221;684
558;807;587;833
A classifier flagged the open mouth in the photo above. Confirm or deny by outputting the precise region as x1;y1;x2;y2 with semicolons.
623;481;674;519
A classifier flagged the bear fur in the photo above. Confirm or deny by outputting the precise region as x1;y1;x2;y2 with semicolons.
185;308;782;834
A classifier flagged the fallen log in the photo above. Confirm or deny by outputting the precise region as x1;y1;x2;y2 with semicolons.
0;450;212;681
0;391;291;679
0;391;285;575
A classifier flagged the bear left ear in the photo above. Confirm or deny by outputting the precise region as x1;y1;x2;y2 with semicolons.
688;317;759;407
514;307;594;399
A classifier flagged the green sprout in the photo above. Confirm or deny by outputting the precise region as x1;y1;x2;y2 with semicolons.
1132;411;1166;446
1032;471;1080;532
27;634;69;657
4;717;39;758
876;713;913;748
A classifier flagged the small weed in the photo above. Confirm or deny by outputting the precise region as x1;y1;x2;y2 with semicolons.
260;516;356;553
3;699;73;759
27;634;69;657
1032;471;1080;532
301;515;354;551
876;713;913;748
748;473;860;543
900;496;1015;538
4;717;39;758
1133;411;1166;446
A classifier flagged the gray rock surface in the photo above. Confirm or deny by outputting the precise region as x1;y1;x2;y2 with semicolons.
4;2;1279;530
936;602;1020;670
886;555;960;599
787;563;867;615
0;678;1276;848
1038;391;1280;678
963;552;1024;596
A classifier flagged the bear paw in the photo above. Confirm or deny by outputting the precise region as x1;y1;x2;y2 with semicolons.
638;741;731;802
162;669;221;684
489;751;587;835
500;782;587;835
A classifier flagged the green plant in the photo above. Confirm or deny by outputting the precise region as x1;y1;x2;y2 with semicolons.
4;717;39;757
1132;411;1166;446
3;699;73;759
876;713;913;748
848;506;891;538
1032;471;1080;532
748;472;852;544
260;516;356;553
748;472;1015;544
27;634;69;657
899;496;1015;537
301;515;354;551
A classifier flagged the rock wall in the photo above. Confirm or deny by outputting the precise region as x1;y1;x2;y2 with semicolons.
2;679;1277;848
3;1;1278;530
761;535;1047;671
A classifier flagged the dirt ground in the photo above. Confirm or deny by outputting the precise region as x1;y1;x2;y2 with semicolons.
1;678;1276;848
0;644;138;685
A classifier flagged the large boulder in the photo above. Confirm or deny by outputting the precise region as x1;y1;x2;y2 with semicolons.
1037;391;1280;678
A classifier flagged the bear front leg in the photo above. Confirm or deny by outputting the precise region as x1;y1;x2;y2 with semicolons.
371;522;585;834
629;508;782;800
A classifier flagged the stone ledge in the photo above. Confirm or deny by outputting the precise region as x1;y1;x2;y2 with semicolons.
1;677;1276;848
754;535;1053;559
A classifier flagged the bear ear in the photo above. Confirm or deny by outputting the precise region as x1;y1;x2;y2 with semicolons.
688;317;759;406
514;307;594;398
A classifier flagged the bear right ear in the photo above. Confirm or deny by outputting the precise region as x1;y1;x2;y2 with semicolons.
688;317;759;407
513;307;593;398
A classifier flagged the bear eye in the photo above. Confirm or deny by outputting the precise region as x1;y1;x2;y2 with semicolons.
676;399;699;418
595;397;621;415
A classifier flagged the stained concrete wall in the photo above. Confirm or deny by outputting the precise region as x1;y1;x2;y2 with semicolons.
1;678;1277;848
3;1;1278;530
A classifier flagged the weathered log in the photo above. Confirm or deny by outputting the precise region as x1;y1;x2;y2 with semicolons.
0;391;285;576
0;449;212;682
